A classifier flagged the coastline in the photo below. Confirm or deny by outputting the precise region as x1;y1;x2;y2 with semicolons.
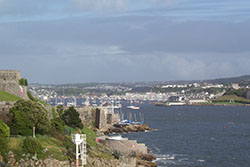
100;124;157;167
155;102;250;107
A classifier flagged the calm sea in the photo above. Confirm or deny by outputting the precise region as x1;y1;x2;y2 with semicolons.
121;104;250;167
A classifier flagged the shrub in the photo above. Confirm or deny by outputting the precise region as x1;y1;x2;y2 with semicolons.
0;120;10;138
0;120;10;161
19;78;28;86
51;117;65;135
22;138;43;157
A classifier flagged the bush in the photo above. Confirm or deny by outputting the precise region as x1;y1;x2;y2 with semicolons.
19;78;28;86
22;138;43;157
52;107;57;119
0;120;10;138
0;120;10;161
51;118;65;135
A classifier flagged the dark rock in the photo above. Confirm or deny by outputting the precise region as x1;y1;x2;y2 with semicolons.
137;159;157;167
139;154;157;162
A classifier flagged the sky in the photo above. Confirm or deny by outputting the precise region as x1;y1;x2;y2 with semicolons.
0;0;250;84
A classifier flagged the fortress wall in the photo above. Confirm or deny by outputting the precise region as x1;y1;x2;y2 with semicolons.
0;70;28;99
77;106;97;127
77;106;118;131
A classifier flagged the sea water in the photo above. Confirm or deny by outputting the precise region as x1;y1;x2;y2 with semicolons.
122;104;250;167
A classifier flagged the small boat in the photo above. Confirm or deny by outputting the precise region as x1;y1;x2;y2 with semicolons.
127;105;140;110
107;135;125;140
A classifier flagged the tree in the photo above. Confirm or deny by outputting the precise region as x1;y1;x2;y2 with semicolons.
61;107;83;129
10;100;50;137
9;110;33;136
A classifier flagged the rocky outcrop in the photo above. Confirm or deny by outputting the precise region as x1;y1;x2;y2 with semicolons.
6;151;132;167
87;156;122;167
136;154;157;167
137;159;157;167
138;154;157;162
7;154;71;167
105;124;152;134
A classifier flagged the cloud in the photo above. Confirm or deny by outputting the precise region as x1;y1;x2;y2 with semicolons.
0;7;249;83
71;0;128;12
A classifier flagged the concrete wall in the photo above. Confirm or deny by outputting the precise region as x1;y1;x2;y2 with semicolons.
100;139;148;155
0;70;28;99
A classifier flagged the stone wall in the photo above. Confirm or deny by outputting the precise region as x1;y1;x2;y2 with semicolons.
0;101;15;122
76;106;96;127
95;108;107;131
0;70;28;99
77;106;120;131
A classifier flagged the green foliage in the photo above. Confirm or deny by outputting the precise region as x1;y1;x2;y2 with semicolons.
19;78;28;86
27;90;35;101
56;105;64;117
51;117;65;135
27;91;49;106
0;120;10;138
62;136;75;161
0;90;22;101
22;138;43;158
82;126;97;147
10;100;50;136
51;107;57;119
9;110;33;136
0;120;10;161
224;88;250;99
61;107;83;129
213;95;250;104
8;137;68;161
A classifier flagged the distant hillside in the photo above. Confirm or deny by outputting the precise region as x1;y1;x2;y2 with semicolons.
224;88;250;99
213;95;250;104
0;90;22;101
204;75;250;84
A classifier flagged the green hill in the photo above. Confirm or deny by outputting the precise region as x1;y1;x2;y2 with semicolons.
213;95;250;104
0;90;22;101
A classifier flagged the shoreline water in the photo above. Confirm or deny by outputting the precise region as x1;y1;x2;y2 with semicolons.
102;123;157;167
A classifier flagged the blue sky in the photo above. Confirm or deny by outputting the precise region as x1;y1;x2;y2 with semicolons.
0;0;250;83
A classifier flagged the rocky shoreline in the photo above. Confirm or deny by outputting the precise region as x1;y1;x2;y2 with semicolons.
104;124;153;134
101;124;157;167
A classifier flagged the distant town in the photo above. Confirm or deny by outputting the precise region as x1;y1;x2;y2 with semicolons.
29;75;250;107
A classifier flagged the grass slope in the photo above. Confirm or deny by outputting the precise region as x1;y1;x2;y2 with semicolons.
213;95;250;104
8;136;68;161
0;90;22;101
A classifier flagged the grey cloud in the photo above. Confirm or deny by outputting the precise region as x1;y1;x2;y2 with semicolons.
0;11;249;83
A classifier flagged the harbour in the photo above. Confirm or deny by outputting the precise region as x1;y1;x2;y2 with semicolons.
122;104;250;167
